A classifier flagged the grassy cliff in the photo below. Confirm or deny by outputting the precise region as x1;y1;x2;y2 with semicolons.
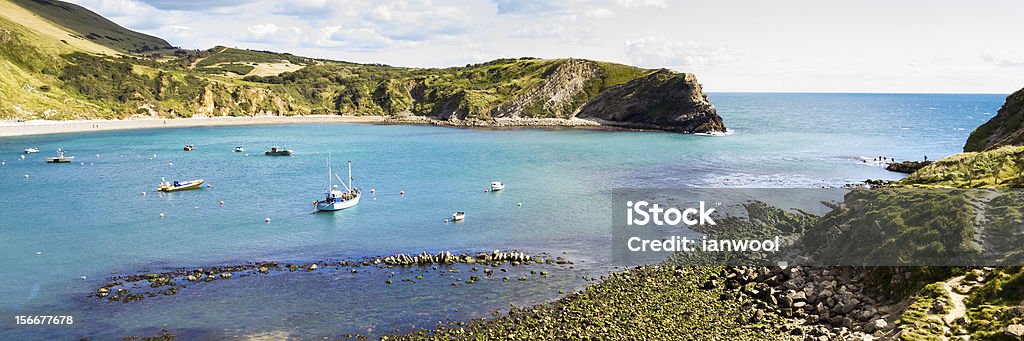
0;0;724;132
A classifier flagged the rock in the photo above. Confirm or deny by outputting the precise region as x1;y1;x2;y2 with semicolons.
870;319;887;332
840;299;860;314
575;69;725;133
1005;324;1024;338
790;291;807;302
780;295;794;308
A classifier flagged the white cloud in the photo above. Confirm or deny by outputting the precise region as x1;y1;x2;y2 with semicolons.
624;38;736;71
238;24;302;45
614;0;667;9
980;53;1024;67
586;8;614;18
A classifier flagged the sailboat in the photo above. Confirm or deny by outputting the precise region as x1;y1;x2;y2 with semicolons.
314;157;360;212
46;148;75;163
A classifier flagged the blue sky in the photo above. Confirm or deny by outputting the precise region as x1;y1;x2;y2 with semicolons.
68;0;1024;93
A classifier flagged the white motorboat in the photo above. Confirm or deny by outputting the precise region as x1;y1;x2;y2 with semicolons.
452;211;465;221
314;157;360;212
234;146;245;152
490;181;505;191
24;147;40;154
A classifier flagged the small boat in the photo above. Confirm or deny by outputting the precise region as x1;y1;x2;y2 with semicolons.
314;158;360;212
183;144;195;151
265;146;292;156
490;181;505;191
46;148;75;163
452;211;466;221
157;177;204;192
233;146;245;152
24;147;39;154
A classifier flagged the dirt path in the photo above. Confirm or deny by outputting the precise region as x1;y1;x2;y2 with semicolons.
942;275;967;326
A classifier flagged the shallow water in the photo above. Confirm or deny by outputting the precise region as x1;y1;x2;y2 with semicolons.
0;93;1003;338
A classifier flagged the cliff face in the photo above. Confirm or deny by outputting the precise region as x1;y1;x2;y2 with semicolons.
964;87;1024;152
577;69;724;133
488;59;602;119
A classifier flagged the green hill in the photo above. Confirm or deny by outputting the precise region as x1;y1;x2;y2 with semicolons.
0;0;725;133
965;86;1024;152
7;0;174;54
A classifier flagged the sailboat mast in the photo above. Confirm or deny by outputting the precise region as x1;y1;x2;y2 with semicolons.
348;160;353;189
328;153;333;189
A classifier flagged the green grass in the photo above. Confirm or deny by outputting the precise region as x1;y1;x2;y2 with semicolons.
194;46;315;68
900;145;1024;188
392;266;788;340
9;0;174;54
899;282;951;341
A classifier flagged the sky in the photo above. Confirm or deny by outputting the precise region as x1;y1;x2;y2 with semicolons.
66;0;1024;93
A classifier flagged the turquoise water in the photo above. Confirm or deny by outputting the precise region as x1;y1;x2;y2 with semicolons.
0;93;1004;339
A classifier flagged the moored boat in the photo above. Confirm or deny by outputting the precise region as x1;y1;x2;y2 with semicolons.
265;146;292;156
234;146;245;152
314;158;360;212
452;211;466;221
45;148;74;163
183;144;195;151
157;177;204;192
24;147;39;154
490;181;505;191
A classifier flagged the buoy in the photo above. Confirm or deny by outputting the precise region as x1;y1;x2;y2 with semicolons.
148;157;154;160
36;251;42;255
141;191;146;196
484;189;489;193
168;162;173;166
80;162;84;165
96;154;100;158
1;161;5;165
159;213;165;218
80;276;87;280
152;154;157;158
206;184;212;188
400;191;405;196
370;188;376;194
219;200;225;206
23;174;29;179
20;155;25;159
444;219;449;223
517;203;522;207
194;206;199;210
265;217;271;223
89;163;94;165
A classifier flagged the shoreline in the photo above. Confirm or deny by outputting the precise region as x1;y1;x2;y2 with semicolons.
0;115;387;138
0;115;723;138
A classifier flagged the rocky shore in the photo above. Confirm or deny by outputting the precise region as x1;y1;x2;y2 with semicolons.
93;250;569;304
885;161;932;174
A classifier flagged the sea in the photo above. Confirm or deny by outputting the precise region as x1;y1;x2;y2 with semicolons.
0;93;1005;339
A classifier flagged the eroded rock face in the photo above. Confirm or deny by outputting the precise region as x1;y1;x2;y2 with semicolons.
490;59;603;119
965;87;1024;152
576;69;725;133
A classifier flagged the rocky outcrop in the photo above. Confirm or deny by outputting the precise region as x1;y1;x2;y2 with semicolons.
576;69;725;133
885;160;932;174
965;87;1024;152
